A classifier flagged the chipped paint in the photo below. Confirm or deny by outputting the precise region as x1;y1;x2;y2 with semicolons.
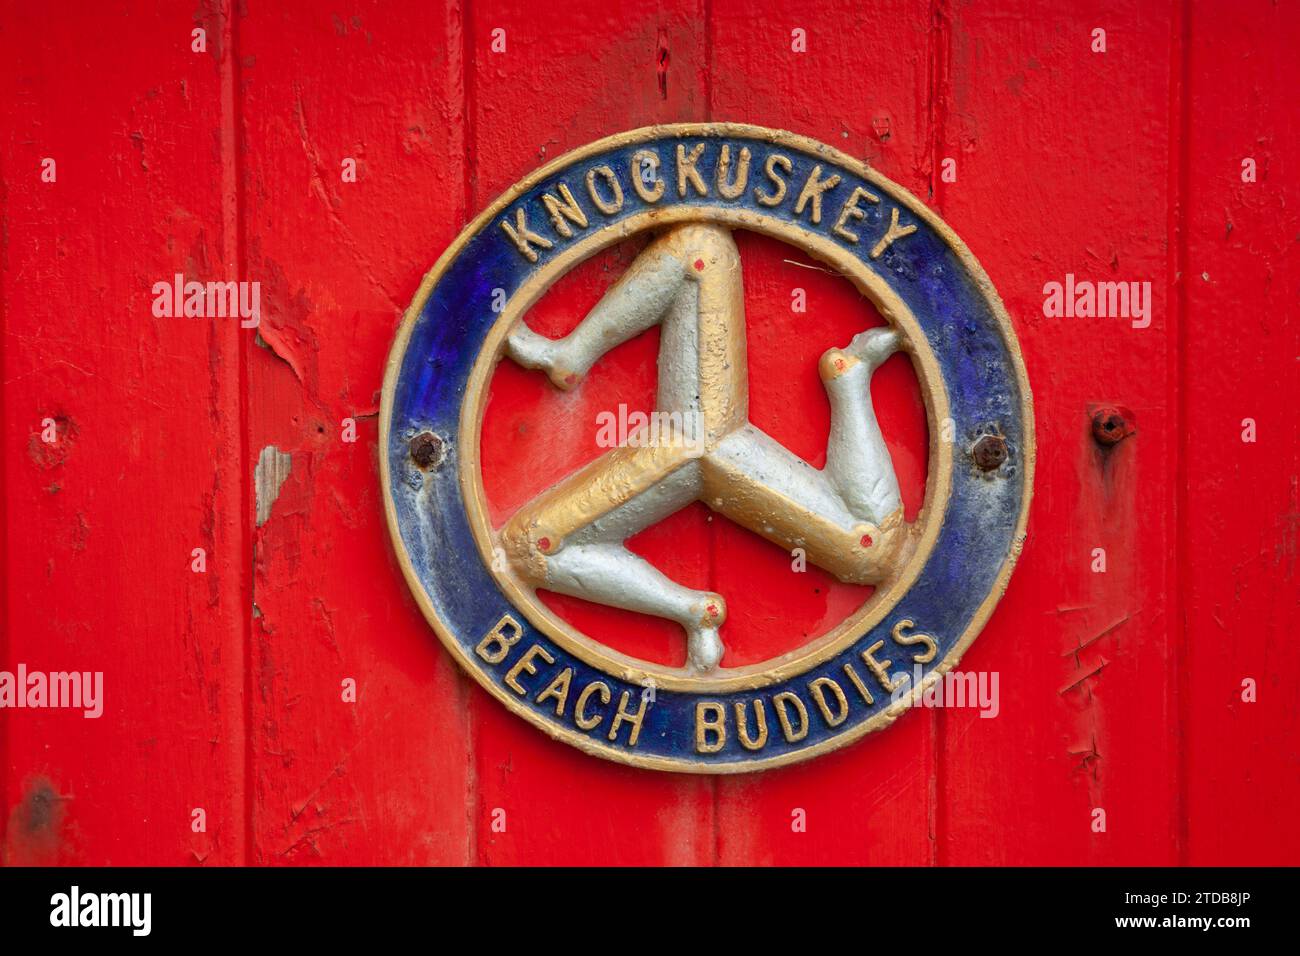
254;446;292;527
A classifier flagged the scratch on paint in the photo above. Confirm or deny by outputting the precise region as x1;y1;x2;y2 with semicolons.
1059;659;1109;695
254;446;292;527
1061;613;1130;665
279;719;384;858
1067;735;1103;779
782;258;843;277
291;90;402;313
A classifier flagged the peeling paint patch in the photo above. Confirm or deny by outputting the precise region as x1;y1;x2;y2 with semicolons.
255;445;292;527
2;777;70;865
255;324;307;386
27;415;77;469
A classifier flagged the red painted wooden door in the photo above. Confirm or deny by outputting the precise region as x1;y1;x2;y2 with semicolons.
2;0;1296;866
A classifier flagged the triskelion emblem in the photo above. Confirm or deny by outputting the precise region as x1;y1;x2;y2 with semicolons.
381;124;1033;772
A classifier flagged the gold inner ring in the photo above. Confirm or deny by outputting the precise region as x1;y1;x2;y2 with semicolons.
459;206;953;693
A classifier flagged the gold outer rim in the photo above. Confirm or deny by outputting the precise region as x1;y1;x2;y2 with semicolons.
379;123;1036;774
459;207;952;692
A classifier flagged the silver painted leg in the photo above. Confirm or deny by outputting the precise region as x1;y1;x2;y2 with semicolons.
537;464;727;672
505;245;687;390
708;327;904;530
822;327;904;525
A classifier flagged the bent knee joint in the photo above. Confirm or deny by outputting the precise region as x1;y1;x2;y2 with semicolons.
685;592;728;629
500;515;564;583
819;348;864;383
836;513;914;585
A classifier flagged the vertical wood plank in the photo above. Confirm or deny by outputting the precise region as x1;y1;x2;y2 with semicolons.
238;0;471;863
708;0;938;866
468;0;717;865
0;2;246;864
936;0;1180;863
1183;0;1300;865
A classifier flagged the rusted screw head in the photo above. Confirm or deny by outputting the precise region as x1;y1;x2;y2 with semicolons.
972;434;1008;472
1091;407;1132;447
410;431;444;470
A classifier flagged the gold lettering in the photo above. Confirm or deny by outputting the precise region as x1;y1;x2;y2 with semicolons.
540;183;589;238
773;691;809;742
504;643;555;695
631;149;664;203
809;677;849;727
754;154;792;206
535;667;574;715
862;640;902;694
842;662;874;704
575;681;611;730
475;614;523;664
715;145;752;200
585;165;624;215
870;207;918;259
794;164;842;224
696;701;727;753
676;143;708;197
891;618;938;664
500;207;553;262
831;186;881;243
734;699;769;751
608;690;649;746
